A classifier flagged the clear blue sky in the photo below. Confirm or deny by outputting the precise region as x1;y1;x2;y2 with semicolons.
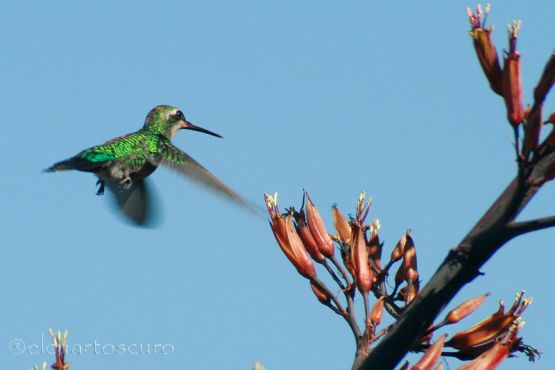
1;1;554;369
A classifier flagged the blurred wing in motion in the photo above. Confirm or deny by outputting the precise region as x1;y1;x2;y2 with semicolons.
156;140;261;216
106;179;160;227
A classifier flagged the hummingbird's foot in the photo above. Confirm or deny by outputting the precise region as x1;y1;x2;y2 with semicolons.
96;180;105;196
119;177;132;192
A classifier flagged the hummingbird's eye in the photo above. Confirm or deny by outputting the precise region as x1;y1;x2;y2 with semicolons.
175;111;184;119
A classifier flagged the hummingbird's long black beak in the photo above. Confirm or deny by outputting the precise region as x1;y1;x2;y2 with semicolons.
182;120;223;138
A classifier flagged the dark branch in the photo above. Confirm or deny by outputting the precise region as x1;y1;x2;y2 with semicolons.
358;145;554;369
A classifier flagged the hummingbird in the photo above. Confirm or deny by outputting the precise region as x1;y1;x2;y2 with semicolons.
46;105;255;225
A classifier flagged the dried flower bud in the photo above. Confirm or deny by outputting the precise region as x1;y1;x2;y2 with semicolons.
332;205;352;244
305;191;335;257
444;293;490;325
467;5;503;96
391;234;407;263
402;233;418;281
368;232;382;270
411;334;447;370
371;297;385;326
503;21;524;126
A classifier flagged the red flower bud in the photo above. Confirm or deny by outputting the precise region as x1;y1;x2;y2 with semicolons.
265;193;317;279
304;191;335;257
467;5;503;96
294;211;326;262
447;292;531;350
503;21;524;126
458;324;522;370
444;293;489;325
411;334;446;370
310;281;330;305
352;224;373;293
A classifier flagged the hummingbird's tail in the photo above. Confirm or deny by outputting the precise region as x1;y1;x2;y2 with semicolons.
45;155;100;172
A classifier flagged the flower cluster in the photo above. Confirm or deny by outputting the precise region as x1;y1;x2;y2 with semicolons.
467;4;555;163
32;329;70;370
265;191;538;369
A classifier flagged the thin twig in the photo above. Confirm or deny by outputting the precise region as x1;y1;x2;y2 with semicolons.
311;276;362;340
322;259;346;290
507;215;555;237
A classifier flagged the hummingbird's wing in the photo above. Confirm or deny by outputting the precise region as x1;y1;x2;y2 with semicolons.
155;140;260;215
105;178;159;227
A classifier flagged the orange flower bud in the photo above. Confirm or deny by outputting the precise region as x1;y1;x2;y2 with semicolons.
310;281;330;305
332;205;352;244
467;5;503;96
503;21;524;126
265;193;317;279
444;293;489;325
352;224;373;293
305;191;335;257
411;334;446;370
294;211;326;262
371;297;385;326
534;52;555;103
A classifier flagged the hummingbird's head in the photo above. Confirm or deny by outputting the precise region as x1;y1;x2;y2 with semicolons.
144;105;223;140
